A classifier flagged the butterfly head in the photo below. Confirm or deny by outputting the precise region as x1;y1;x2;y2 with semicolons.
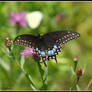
37;34;44;41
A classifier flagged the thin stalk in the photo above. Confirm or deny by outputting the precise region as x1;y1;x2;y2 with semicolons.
70;76;80;90
37;62;48;90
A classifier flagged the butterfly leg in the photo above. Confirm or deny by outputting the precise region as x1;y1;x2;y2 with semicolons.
42;58;47;67
54;55;57;63
43;61;47;67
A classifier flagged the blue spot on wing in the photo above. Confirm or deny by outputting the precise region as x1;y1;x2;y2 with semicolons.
35;44;59;57
35;44;59;58
51;50;54;55
48;50;54;56
38;50;41;54
52;48;56;52
36;48;38;51
54;45;58;49
48;50;52;56
41;51;45;57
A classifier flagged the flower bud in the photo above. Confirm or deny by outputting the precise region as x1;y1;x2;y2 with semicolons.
5;37;12;51
74;56;78;71
5;37;11;47
76;68;82;77
74;56;78;62
55;13;64;22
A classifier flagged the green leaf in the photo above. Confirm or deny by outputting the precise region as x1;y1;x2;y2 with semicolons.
70;66;76;75
20;56;25;70
0;58;10;72
13;73;25;89
43;66;48;84
37;62;44;79
86;78;92;90
27;74;38;91
69;66;76;90
0;47;10;57
76;84;81;91
37;62;48;90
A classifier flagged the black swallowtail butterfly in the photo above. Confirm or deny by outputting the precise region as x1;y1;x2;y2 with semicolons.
14;31;80;66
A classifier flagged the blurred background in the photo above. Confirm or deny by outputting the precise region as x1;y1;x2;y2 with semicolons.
0;1;92;91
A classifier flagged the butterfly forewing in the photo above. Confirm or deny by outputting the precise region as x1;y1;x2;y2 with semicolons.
42;31;80;50
14;34;38;49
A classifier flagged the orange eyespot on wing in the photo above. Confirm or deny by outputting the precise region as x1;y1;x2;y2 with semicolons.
45;54;48;59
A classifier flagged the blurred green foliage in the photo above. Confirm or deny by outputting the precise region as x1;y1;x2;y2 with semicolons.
0;1;92;91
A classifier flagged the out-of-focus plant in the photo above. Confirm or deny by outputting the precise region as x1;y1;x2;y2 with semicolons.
20;48;35;58
8;11;27;35
55;13;64;22
8;12;27;28
76;68;82;83
70;56;82;90
74;56;78;71
70;56;92;91
5;37;12;51
8;11;43;35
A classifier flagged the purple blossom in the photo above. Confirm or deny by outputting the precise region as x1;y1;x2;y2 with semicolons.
8;12;27;27
20;48;34;58
55;13;64;22
20;48;40;61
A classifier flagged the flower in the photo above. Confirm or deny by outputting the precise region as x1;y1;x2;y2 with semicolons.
8;11;27;27
20;48;34;58
74;56;78;62
76;68;82;82
20;48;40;61
55;13;64;22
76;68;82;77
25;11;43;29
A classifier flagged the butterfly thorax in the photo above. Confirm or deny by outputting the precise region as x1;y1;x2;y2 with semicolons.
37;35;44;40
36;35;49;50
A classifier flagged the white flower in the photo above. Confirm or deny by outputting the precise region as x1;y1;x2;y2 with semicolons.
26;11;43;29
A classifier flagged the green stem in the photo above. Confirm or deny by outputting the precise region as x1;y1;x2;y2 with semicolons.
10;51;37;90
86;78;92;90
70;75;75;90
70;76;80;90
7;46;11;52
16;23;21;35
37;62;48;90
74;62;77;72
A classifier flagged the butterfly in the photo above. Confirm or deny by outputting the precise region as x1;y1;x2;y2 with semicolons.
14;31;80;66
